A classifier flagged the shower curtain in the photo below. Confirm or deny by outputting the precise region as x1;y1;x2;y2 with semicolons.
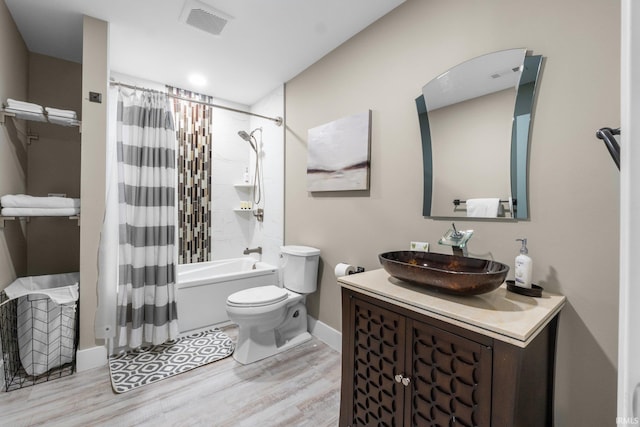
111;88;179;348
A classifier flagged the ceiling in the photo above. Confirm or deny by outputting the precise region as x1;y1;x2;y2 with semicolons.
4;0;405;106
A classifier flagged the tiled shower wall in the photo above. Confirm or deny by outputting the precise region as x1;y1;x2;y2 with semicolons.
167;81;283;264
247;85;285;267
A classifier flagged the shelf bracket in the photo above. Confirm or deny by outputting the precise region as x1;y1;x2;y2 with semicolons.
0;216;27;227
26;133;39;145
0;110;16;125
0;216;15;229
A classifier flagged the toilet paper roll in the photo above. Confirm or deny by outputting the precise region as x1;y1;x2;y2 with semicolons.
335;263;356;277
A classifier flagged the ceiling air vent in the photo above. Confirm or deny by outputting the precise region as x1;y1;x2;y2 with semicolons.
180;0;233;37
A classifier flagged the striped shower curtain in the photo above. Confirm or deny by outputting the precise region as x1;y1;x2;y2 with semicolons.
115;89;179;348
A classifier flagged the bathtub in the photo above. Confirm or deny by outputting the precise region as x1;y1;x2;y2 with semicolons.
177;258;278;333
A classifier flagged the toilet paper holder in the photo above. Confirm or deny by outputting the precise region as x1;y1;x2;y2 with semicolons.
335;263;365;277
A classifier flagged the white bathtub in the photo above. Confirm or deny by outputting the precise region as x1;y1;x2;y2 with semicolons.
177;258;278;333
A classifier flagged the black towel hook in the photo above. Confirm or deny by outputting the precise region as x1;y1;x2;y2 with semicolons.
596;127;620;170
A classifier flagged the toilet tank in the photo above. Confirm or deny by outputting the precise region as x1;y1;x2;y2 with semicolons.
280;245;320;294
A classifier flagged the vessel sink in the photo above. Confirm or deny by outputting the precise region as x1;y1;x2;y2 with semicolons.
379;251;509;296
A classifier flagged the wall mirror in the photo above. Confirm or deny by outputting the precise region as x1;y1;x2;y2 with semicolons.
415;48;542;220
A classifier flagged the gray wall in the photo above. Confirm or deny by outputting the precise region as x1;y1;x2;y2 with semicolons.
285;0;620;425
26;53;81;276
0;0;28;288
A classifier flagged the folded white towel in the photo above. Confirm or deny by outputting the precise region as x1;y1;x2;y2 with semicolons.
45;107;77;119
466;198;501;218
1;207;80;217
1;194;80;209
5;108;47;122
7;98;44;113
47;116;79;127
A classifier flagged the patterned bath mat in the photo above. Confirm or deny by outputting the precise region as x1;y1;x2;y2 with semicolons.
108;328;234;393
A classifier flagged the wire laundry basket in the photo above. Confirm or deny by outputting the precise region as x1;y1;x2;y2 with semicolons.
0;276;79;391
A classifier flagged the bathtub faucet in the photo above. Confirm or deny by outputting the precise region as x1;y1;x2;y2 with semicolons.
243;246;262;255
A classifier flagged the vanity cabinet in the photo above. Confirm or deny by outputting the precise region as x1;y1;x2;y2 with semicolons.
339;270;565;427
343;293;492;426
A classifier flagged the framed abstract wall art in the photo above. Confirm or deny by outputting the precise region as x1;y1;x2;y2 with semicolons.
307;110;372;192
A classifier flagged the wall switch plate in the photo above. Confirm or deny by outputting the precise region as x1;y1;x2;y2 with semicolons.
410;241;429;252
89;91;102;103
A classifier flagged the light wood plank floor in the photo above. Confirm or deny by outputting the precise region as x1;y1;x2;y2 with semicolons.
0;327;342;427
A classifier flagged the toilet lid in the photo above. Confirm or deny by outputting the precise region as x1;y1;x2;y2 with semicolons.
227;285;288;307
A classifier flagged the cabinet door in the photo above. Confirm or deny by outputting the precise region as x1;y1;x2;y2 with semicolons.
407;319;492;427
349;296;407;427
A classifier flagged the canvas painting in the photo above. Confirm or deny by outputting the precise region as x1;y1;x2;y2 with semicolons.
307;110;372;192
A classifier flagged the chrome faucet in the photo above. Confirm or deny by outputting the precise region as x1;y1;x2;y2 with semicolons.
450;223;463;239
438;223;473;256
243;246;262;255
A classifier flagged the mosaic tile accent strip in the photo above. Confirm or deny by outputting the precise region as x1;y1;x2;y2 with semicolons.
169;87;213;264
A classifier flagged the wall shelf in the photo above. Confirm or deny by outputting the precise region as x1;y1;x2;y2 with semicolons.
0;108;81;132
0;215;80;229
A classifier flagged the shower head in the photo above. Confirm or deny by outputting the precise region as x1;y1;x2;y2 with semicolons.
237;130;257;152
238;130;251;141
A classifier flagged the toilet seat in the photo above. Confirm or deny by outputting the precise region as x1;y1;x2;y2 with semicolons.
227;285;288;308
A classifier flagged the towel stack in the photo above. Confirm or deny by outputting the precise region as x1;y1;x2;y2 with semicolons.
4;99;79;126
0;194;80;217
5;98;46;122
45;107;78;126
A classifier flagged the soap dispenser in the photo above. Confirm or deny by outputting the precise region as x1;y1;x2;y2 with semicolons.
515;238;533;289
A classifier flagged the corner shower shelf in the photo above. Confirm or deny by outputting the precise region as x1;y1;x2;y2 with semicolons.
234;184;256;215
233;183;253;190
234;208;264;222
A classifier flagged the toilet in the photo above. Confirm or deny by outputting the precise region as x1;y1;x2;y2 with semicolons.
225;245;320;364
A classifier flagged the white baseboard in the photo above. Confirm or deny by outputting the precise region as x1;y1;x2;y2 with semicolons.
307;315;342;353
76;319;339;371
76;345;108;372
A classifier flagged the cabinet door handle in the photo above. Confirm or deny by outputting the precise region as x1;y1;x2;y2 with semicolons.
394;374;412;386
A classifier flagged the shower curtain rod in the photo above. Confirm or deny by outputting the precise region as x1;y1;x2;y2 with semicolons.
109;81;283;126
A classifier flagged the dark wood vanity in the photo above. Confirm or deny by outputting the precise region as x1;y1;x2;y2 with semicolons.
338;269;565;427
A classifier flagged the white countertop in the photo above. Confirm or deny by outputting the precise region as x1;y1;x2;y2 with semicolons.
338;268;566;348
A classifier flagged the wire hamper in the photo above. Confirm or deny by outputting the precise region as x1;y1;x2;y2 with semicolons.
0;286;78;391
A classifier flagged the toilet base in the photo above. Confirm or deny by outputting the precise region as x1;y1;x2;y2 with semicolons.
233;331;312;365
232;302;312;364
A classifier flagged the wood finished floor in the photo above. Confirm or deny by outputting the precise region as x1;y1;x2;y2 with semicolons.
0;327;342;427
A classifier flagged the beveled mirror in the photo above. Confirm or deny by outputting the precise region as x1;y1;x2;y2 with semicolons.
416;48;542;220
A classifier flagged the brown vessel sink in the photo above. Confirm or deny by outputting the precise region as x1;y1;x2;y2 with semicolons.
379;251;509;296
